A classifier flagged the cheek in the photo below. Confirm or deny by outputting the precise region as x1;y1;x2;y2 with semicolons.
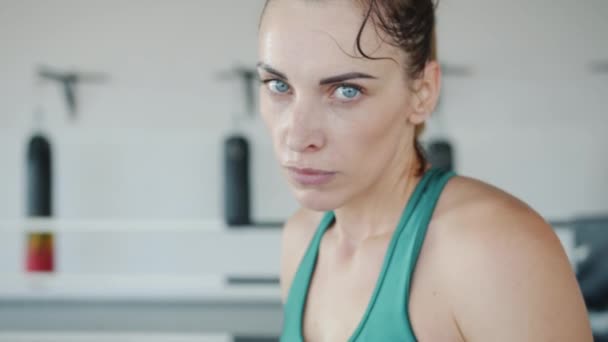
259;91;274;123
342;101;404;145
259;98;273;133
333;102;406;172
356;91;411;149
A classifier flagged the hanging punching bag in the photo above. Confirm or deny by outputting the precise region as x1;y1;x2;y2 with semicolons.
427;139;454;171
220;67;258;227
224;135;251;226
26;134;53;217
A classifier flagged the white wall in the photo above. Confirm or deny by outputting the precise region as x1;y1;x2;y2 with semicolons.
0;0;607;221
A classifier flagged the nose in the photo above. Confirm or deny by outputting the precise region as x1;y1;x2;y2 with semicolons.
284;98;326;153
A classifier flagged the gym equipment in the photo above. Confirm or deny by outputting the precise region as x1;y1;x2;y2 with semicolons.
218;66;258;227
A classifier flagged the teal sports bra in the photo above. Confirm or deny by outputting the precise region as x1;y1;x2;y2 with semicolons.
281;168;455;341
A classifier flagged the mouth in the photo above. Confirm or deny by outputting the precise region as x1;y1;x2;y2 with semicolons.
285;166;337;186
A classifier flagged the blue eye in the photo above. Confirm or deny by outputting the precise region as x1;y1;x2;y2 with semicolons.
267;80;290;94
335;85;361;100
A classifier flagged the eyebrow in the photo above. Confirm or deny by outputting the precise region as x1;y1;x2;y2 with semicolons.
257;62;288;80
257;62;377;85
319;72;377;85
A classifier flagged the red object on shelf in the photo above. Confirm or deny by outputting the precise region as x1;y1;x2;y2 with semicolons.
26;232;54;272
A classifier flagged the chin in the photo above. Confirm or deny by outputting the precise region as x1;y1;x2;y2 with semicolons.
290;186;344;212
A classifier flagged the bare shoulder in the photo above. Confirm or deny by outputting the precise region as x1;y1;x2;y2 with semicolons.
279;207;326;303
433;175;562;244
430;175;593;341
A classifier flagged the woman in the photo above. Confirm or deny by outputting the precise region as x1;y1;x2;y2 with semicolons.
257;0;593;341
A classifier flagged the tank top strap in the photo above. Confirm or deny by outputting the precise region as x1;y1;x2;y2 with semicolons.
357;168;455;341
405;168;455;269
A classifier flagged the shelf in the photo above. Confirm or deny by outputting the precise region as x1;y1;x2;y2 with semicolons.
0;273;280;303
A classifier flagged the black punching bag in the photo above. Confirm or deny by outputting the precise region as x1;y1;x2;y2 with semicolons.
26;134;53;217
220;66;258;227
223;135;251;226
427;139;454;172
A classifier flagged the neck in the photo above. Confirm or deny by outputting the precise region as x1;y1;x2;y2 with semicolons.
332;151;424;244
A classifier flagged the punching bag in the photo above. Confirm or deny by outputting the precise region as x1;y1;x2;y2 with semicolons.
223;135;251;226
427;139;454;172
220;67;257;227
26;134;53;216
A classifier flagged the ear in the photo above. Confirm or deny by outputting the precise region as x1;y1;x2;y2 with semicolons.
408;60;441;125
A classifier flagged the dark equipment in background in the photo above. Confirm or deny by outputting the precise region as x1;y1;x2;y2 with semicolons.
571;216;608;342
233;337;279;342
552;215;608;341
573;216;608;311
218;66;257;227
426;139;454;171
37;65;107;120
224;135;251;226
26;134;53;217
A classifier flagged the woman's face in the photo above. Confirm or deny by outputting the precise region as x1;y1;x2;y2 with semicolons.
258;0;424;211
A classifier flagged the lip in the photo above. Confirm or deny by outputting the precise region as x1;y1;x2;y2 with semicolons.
286;167;336;186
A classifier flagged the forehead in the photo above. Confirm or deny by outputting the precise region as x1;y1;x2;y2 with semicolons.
258;0;403;78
